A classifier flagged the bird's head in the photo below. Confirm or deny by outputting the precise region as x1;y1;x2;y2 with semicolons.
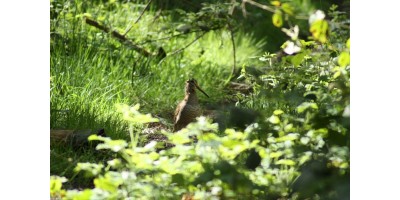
185;78;209;97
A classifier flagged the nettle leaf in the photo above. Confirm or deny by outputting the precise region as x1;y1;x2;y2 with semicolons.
310;20;329;43
338;51;350;67
272;11;283;27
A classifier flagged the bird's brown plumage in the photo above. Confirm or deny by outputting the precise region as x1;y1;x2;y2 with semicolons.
173;79;209;132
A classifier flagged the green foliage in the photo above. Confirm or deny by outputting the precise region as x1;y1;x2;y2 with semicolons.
51;0;349;199
272;11;283;28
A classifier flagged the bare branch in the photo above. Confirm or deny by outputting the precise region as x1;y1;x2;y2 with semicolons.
168;32;206;56
137;29;204;46
228;24;237;78
84;17;153;57
124;0;153;36
242;0;275;13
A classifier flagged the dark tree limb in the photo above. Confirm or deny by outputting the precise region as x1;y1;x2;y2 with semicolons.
84;17;153;57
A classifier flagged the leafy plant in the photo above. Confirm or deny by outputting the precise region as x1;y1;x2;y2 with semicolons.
51;0;349;199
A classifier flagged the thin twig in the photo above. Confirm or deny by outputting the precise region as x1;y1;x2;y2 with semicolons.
241;1;248;17
168;32;206;56
228;23;237;78
229;0;237;15
150;9;162;25
137;29;204;45
84;17;152;57
242;0;275;13
242;0;309;20
124;0;153;36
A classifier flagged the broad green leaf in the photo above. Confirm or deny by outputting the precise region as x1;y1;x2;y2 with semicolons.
107;159;122;168
298;152;312;165
289;51;307;66
281;3;294;15
300;40;315;46
74;163;104;176
78;190;92;200
270;151;283;158
273;109;284;115
342;105;350;117
273;11;283;27
276;133;299;142
97;140;127;152
338;51;350;67
300;137;310;145
276;159;296;166
346;38;350;49
333;70;341;79
310;20;329;43
284;124;293;132
50;176;67;193
66;189;92;200
88;134;109;141
94;176;119;193
269;115;281;124
258;148;268;158
297;102;318;113
271;1;281;7
169;132;191;144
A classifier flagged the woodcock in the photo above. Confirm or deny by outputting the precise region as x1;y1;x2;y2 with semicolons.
173;78;209;132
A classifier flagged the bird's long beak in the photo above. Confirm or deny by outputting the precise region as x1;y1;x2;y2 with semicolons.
194;83;209;98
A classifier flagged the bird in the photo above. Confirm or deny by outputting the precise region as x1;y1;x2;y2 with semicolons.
173;78;209;132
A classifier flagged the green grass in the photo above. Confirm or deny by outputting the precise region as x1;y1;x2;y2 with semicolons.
50;0;267;188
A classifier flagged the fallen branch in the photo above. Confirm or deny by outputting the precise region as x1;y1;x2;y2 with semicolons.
85;17;153;57
51;129;106;149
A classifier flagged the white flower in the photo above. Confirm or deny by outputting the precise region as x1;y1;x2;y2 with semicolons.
283;41;301;55
282;25;299;40
309;10;325;24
